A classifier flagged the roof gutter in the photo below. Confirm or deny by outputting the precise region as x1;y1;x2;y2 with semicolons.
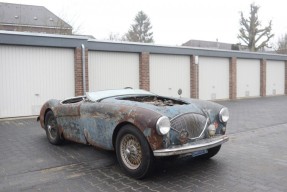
81;44;86;95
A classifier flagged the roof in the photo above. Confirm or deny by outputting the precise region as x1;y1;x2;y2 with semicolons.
183;39;233;50
0;2;72;29
1;30;287;61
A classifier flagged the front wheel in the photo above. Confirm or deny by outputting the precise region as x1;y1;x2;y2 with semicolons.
115;124;154;179
44;111;63;145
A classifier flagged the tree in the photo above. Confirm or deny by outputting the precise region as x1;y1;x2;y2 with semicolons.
275;34;287;54
107;32;122;41
55;11;83;35
124;11;154;43
238;4;274;52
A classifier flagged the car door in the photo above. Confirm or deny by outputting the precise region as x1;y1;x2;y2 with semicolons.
56;101;86;144
79;101;117;150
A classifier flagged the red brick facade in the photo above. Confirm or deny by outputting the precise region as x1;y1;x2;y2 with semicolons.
260;59;267;97
190;56;199;99
229;57;237;99
139;52;150;91
74;47;89;96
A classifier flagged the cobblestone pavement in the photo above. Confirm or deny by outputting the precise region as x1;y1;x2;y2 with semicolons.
1;96;287;192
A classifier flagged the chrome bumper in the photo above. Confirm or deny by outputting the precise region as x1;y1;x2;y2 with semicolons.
153;135;229;157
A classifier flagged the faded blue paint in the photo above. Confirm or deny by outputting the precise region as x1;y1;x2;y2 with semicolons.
39;91;228;152
143;128;152;137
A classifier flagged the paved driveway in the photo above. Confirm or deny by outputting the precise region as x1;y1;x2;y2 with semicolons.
1;96;287;192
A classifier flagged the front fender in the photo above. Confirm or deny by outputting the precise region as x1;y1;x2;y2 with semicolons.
122;107;163;151
38;99;61;128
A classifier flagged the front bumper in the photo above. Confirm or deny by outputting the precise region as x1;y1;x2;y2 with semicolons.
153;135;229;157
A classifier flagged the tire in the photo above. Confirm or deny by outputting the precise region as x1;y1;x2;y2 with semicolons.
44;111;63;145
115;124;154;179
198;145;221;160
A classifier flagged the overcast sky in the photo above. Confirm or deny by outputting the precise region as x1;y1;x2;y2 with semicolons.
2;0;287;46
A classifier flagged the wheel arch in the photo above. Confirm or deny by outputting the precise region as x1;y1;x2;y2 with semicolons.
112;122;135;148
112;122;153;151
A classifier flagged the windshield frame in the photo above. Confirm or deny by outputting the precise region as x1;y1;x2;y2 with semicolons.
86;89;156;102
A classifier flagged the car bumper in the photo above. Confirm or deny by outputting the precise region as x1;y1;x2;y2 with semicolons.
153;135;229;157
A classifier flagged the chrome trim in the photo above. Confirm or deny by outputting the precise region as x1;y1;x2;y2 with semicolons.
170;113;209;141
153;135;229;157
170;112;206;121
156;116;171;135
219;107;229;123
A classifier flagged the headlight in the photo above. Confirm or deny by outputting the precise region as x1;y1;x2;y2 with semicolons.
156;116;171;135
219;107;229;123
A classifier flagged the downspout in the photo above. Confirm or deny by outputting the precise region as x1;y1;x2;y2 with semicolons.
81;44;86;95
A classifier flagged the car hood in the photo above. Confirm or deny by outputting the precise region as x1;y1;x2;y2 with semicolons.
103;97;223;120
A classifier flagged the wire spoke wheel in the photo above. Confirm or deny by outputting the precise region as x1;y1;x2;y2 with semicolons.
45;111;63;145
47;117;57;140
116;124;154;179
120;134;142;170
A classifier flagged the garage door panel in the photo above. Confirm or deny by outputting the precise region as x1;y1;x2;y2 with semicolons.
150;54;190;98
266;61;285;95
199;57;229;100
88;51;139;91
237;59;260;98
0;45;75;118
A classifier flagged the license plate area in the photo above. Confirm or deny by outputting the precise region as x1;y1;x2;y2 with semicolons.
191;149;208;157
179;149;208;158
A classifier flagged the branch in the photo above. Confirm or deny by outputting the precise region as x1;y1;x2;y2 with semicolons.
256;34;274;50
240;12;250;31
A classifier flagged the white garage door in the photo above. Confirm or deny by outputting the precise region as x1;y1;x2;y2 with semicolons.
88;51;139;91
0;45;75;118
266;61;285;95
150;54;190;98
237;59;260;98
199;57;229;100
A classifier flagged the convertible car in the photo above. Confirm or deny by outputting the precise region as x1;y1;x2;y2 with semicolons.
38;89;229;179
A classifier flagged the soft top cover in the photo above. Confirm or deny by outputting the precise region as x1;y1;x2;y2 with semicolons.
86;89;155;102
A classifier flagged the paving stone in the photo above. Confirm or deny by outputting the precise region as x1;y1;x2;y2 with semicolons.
1;96;287;191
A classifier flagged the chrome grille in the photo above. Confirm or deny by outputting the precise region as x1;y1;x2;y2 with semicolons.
171;113;207;140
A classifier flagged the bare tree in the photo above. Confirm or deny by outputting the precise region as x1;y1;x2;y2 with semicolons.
275;34;287;54
107;32;122;41
238;4;274;52
54;10;83;35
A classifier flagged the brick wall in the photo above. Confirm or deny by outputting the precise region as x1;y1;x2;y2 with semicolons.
260;59;267;97
139;52;150;91
229;57;237;99
74;47;89;96
190;55;198;98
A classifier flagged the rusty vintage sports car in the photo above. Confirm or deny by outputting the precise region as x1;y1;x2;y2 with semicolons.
38;89;229;179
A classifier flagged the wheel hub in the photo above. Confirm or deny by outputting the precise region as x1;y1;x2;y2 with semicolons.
47;125;52;132
120;134;142;170
47;120;57;140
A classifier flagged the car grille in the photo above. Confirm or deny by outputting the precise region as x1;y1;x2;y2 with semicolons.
170;113;208;141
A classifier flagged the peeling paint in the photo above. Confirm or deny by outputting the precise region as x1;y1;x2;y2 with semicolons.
38;91;228;153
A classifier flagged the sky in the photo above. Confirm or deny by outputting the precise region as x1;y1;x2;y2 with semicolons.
2;0;287;46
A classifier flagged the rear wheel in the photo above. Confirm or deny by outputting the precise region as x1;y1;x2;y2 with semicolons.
45;111;63;145
115;124;154;179
198;145;221;159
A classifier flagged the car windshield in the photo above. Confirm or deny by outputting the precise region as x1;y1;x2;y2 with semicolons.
86;89;155;102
